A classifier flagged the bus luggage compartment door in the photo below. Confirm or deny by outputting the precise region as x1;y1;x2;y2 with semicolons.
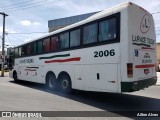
74;64;119;92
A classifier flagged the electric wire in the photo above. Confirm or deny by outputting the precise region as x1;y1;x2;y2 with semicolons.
0;0;34;9
1;0;49;11
3;0;64;13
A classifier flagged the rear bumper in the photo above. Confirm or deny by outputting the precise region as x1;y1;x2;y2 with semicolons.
121;77;157;92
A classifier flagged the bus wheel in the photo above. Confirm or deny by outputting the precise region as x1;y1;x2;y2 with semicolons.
13;71;18;82
59;74;72;94
46;73;57;91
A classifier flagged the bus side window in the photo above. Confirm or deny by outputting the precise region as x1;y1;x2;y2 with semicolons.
31;42;37;55
43;38;50;52
10;48;14;57
99;18;117;41
83;23;97;44
18;47;21;57
27;44;31;56
14;48;19;58
22;45;27;56
60;32;69;49
37;40;43;54
70;29;80;47
51;36;58;51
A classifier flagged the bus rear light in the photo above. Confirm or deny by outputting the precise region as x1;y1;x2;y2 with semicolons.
127;63;133;78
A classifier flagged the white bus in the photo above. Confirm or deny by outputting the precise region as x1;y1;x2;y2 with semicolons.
9;2;157;93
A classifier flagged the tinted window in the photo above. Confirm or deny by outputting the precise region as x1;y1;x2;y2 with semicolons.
14;48;19;58
31;42;36;55
22;46;27;56
70;29;80;47
27;44;31;55
99;18;116;41
43;38;50;52
10;48;14;57
18;47;21;57
60;32;69;49
83;23;97;44
51;36;58;51
37;40;43;54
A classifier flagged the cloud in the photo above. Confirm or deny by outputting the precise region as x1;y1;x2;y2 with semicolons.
20;20;31;26
1;0;159;44
20;20;42;26
33;22;41;26
0;26;17;34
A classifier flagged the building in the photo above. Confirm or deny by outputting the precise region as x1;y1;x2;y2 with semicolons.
48;12;98;32
156;43;160;71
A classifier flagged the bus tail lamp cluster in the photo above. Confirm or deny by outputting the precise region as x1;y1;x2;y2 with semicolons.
127;63;133;78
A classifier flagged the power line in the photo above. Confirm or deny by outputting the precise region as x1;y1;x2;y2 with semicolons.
3;0;64;13
6;35;15;46
6;35;26;44
1;0;48;11
7;32;47;34
0;0;34;9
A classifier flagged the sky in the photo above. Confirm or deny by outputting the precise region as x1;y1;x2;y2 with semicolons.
0;0;160;50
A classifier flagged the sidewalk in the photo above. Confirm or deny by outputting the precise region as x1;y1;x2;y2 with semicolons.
0;72;9;77
156;72;160;85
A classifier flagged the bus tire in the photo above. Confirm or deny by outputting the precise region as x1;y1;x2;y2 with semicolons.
59;74;72;94
46;73;58;91
13;71;18;82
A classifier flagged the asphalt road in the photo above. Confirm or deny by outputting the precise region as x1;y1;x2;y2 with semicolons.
0;72;159;120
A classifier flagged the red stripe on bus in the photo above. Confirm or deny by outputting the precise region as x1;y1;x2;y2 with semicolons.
135;64;155;68
45;57;81;63
141;47;155;50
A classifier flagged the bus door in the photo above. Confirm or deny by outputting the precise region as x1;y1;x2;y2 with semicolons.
7;48;14;70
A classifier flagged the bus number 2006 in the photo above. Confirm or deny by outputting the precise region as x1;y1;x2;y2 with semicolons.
94;49;115;57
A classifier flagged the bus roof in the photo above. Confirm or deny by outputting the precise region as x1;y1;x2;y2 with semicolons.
14;2;150;47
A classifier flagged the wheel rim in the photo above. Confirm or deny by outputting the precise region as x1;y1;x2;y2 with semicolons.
48;77;55;88
62;79;69;90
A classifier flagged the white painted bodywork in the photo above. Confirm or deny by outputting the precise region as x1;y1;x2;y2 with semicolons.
9;2;156;93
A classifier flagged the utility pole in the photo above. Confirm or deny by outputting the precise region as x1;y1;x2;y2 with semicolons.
0;12;8;77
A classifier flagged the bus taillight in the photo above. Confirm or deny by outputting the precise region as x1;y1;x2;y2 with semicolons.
127;63;133;78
